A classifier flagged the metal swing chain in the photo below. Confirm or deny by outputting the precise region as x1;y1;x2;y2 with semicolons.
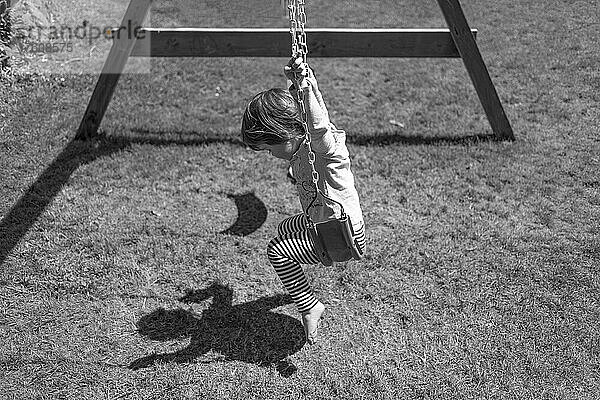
286;1;359;266
287;0;322;215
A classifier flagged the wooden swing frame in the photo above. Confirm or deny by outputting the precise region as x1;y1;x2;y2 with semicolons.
76;0;514;141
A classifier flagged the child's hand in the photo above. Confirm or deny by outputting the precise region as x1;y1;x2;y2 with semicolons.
284;56;316;89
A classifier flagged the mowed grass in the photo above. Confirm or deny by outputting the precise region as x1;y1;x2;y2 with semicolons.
1;0;599;398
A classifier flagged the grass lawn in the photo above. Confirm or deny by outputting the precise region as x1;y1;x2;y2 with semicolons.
1;0;599;398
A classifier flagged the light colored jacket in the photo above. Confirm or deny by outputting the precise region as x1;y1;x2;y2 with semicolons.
289;81;364;232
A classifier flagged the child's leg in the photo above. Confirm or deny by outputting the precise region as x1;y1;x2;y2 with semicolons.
267;229;320;312
353;222;366;254
267;229;325;344
277;213;307;236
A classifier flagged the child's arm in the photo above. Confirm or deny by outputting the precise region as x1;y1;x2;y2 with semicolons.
285;58;337;154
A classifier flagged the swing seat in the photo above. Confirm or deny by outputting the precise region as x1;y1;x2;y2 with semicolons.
308;215;363;267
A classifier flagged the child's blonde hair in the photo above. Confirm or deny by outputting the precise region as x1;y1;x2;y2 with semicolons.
241;88;304;150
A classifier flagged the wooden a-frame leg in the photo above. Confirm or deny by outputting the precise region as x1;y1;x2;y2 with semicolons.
75;0;152;140
436;0;515;141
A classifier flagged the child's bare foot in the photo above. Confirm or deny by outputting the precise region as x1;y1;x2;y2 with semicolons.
301;301;325;345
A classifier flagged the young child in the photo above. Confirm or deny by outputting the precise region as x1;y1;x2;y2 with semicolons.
241;57;366;345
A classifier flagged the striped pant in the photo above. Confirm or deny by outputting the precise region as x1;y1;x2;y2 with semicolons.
267;213;366;313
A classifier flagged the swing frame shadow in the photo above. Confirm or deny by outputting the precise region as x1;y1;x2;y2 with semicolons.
0;128;497;265
75;0;514;141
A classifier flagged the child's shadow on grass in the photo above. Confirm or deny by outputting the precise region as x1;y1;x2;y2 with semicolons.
129;282;304;377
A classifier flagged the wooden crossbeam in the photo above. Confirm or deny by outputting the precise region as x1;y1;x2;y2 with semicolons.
130;28;477;58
